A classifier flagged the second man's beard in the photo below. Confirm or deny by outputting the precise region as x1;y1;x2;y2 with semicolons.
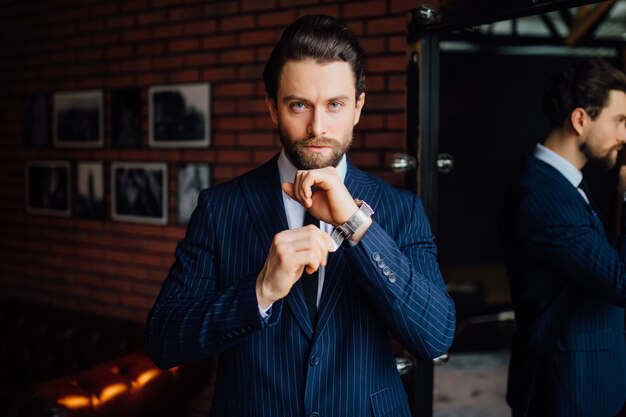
580;141;621;170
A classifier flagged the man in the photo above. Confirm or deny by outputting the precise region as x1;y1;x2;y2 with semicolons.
146;14;455;417
499;58;626;417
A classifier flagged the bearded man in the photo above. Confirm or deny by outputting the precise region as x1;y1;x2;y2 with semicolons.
147;14;455;417
500;58;626;417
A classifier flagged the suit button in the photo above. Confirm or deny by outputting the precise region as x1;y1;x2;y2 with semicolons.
388;273;397;283
382;267;391;276
310;354;320;366
377;259;386;269
309;413;320;417
372;252;381;261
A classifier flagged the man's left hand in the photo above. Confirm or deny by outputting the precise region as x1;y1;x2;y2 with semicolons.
282;167;358;226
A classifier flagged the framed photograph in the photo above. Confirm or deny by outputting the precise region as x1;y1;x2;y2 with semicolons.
111;87;141;148
111;162;168;225
53;90;103;147
25;160;70;216
76;161;105;219
24;93;50;147
149;83;210;148
177;163;210;226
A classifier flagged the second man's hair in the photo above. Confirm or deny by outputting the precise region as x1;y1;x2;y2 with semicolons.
543;58;626;128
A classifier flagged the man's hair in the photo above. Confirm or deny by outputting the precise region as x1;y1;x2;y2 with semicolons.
543;57;626;128
262;14;366;101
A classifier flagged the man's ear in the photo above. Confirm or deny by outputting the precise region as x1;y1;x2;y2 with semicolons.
353;92;365;126
570;107;588;136
265;95;278;125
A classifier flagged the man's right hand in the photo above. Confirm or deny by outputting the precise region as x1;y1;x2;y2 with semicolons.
256;224;335;309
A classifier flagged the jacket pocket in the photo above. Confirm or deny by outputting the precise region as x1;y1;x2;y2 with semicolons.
369;386;404;417
556;328;617;351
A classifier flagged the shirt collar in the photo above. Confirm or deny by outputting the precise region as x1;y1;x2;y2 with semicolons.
534;143;582;188
277;149;347;185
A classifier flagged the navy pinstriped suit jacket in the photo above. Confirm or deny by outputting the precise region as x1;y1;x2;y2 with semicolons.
147;155;456;417
500;157;626;417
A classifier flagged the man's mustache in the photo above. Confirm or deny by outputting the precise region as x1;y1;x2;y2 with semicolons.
295;136;339;147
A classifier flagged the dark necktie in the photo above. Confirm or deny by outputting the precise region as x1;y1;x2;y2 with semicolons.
578;177;598;212
301;210;319;326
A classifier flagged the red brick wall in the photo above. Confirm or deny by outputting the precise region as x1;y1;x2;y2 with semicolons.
0;0;421;413
0;0;419;315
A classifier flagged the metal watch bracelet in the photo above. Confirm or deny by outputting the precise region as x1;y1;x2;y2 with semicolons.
330;199;374;246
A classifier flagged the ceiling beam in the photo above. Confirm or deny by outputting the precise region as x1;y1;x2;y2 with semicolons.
414;0;605;36
566;0;616;45
559;8;574;26
540;13;562;39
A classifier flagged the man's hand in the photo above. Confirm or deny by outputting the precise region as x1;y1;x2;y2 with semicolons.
256;225;334;309
281;167;358;226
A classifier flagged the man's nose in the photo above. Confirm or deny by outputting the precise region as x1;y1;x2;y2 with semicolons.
619;124;626;142
307;108;326;137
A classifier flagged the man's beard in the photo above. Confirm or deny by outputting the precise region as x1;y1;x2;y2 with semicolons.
580;141;621;170
279;127;352;170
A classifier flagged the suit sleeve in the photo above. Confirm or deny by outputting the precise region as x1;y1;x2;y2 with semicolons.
342;195;456;359
145;190;282;369
519;186;626;307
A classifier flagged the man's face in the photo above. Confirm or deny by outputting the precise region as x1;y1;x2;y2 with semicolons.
580;90;626;169
266;59;365;170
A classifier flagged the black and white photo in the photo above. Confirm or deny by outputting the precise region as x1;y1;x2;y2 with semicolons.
149;83;210;148
112;162;168;225
24;93;50;148
26;161;70;216
76;161;105;219
112;88;141;148
53;90;103;147
177;163;210;225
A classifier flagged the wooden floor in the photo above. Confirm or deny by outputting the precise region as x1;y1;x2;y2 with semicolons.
434;350;510;417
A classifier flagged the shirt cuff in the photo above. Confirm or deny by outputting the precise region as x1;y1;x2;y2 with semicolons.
259;303;273;319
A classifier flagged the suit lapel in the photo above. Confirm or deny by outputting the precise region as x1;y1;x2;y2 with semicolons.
239;155;313;339
287;283;314;339
530;157;605;233
238;155;288;253
313;165;380;342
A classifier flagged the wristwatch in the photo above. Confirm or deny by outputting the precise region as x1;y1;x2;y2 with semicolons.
331;199;374;245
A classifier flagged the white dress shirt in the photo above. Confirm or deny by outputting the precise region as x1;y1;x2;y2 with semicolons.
259;149;347;317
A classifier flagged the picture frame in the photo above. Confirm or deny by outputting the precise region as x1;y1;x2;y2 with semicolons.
53;90;103;148
149;83;211;148
76;161;105;219
177;163;210;226
24;93;50;148
111;162;168;225
25;160;70;216
111;87;141;148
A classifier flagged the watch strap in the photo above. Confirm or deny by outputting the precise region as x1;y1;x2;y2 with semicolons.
331;200;373;246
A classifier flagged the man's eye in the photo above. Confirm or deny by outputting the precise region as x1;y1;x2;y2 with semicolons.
329;101;342;110
290;102;305;110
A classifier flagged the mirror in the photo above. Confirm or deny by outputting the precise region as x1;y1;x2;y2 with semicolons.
407;1;625;415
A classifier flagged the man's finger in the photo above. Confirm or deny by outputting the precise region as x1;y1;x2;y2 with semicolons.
281;182;295;199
